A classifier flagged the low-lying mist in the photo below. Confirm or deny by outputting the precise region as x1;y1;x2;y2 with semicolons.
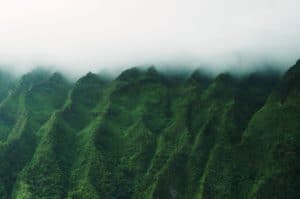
0;0;299;78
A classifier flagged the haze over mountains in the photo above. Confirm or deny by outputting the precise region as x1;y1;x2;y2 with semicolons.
0;59;299;198
1;0;300;198
1;0;300;76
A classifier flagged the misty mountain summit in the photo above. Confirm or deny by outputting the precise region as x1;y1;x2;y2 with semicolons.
1;0;300;198
0;61;299;199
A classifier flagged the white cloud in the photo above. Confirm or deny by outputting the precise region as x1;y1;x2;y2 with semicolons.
0;0;299;76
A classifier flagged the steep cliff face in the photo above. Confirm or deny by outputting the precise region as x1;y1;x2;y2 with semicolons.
0;62;299;199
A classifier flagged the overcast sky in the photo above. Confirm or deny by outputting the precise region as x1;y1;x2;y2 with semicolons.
0;0;300;77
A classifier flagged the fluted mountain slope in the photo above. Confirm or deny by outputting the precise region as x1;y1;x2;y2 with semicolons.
0;61;299;199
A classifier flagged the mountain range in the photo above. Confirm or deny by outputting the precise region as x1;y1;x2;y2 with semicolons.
0;60;299;198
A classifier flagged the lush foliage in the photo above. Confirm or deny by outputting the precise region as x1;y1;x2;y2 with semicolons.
0;62;299;199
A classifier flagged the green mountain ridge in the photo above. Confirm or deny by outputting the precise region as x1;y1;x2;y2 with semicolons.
0;62;299;198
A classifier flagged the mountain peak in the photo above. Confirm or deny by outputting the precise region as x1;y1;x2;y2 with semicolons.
215;73;235;84
272;60;300;102
146;66;157;74
117;67;141;81
48;72;65;82
189;69;212;83
76;72;103;86
83;72;98;79
18;69;51;89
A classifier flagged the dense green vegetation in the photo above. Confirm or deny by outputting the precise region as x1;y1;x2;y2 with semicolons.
0;61;299;198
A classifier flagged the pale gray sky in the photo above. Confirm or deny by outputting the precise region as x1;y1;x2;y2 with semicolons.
0;0;300;76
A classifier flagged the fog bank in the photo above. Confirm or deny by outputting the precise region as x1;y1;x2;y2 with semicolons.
0;0;299;77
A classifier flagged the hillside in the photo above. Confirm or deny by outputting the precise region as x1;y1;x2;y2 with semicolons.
0;61;299;199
